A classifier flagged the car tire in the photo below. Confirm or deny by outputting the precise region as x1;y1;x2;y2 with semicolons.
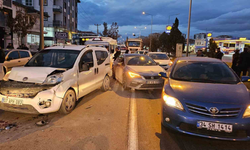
101;75;110;92
59;89;77;114
123;75;129;90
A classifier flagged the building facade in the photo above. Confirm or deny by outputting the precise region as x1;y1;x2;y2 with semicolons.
15;0;80;46
194;33;207;52
0;0;12;49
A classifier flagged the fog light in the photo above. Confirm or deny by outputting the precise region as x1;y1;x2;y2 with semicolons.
165;118;170;122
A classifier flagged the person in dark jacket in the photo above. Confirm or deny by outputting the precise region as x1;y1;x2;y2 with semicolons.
0;46;6;63
232;49;240;77
215;48;224;60
113;48;121;61
239;48;250;76
196;50;204;57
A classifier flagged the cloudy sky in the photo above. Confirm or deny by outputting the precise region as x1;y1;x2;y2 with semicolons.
77;0;250;40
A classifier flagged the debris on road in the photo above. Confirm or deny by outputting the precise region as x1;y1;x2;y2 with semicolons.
86;105;92;109
0;120;17;131
35;120;49;126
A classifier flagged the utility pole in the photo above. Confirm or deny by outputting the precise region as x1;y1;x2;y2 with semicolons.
186;0;192;57
94;24;101;36
40;0;44;50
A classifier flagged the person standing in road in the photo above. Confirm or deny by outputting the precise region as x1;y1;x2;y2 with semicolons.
113;47;121;61
238;48;250;76
196;50;204;57
0;46;6;75
215;48;224;60
232;49;240;77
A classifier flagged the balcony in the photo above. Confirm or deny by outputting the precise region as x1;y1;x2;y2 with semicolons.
53;5;62;13
53;20;65;28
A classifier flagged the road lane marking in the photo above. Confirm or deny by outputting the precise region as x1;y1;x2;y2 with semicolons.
128;90;138;150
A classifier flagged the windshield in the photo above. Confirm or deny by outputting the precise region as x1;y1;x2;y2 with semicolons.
4;51;10;56
149;54;169;60
25;49;80;69
128;41;140;47
171;61;239;84
126;55;157;66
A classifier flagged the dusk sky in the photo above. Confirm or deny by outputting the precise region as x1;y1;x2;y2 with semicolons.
78;0;250;39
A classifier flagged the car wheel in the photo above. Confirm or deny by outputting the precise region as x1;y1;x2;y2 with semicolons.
59;89;76;114
101;75;110;92
123;75;129;90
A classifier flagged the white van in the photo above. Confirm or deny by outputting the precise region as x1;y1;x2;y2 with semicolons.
0;45;111;114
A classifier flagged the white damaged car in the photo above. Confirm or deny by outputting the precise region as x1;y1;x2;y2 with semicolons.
0;46;111;114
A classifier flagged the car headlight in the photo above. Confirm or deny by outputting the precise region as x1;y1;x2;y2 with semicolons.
243;105;250;118
43;74;63;85
162;93;184;111
128;72;141;78
169;61;173;66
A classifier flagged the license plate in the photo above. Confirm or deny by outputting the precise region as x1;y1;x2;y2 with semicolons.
1;97;23;105
146;80;161;84
197;121;233;133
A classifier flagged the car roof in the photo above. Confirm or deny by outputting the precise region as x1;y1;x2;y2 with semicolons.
148;52;166;54
177;57;223;63
45;45;86;51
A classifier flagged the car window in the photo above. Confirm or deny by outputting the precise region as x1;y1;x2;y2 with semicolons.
171;61;239;84
79;51;94;72
8;51;19;60
149;54;169;60
19;51;30;58
25;50;80;69
95;51;108;65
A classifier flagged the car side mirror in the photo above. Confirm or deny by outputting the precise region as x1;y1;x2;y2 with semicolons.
81;64;89;72
158;72;168;79
241;76;250;82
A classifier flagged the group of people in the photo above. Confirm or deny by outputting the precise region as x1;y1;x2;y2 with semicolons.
232;48;250;77
197;48;224;60
112;47;129;61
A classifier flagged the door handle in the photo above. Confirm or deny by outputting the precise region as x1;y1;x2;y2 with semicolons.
18;61;21;62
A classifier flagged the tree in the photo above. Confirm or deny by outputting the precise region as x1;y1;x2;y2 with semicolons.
102;22;108;37
159;18;185;54
107;22;121;39
207;38;218;57
7;9;37;45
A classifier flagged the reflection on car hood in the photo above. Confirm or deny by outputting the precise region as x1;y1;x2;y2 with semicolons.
8;67;59;84
168;79;250;104
154;59;171;65
127;66;165;76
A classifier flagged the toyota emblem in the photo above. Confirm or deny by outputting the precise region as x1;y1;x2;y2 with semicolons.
209;107;219;114
23;77;28;81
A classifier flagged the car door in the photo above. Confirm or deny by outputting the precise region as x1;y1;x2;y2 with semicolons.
4;50;21;71
19;51;32;66
77;50;97;98
115;57;125;83
94;50;109;84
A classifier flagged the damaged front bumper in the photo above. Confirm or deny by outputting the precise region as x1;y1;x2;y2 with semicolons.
0;81;63;114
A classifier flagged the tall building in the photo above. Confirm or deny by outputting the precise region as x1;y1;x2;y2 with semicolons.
0;0;12;48
15;0;80;46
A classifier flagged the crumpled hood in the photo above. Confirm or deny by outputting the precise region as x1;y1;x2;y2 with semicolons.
154;59;171;65
127;66;165;76
8;67;60;84
167;79;250;105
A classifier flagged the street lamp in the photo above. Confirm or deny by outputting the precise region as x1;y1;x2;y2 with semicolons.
186;0;192;57
142;11;153;51
134;26;147;38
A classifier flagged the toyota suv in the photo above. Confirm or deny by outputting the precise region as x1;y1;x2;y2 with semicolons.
0;45;111;114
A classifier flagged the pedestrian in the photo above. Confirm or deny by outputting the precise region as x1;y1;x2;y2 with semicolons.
0;46;5;63
196;50;204;57
232;49;240;77
6;43;14;49
238;48;250;76
215;48;224;60
113;48;121;61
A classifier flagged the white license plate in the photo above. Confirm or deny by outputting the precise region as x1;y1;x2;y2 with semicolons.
197;121;233;133
146;80;161;84
1;97;23;105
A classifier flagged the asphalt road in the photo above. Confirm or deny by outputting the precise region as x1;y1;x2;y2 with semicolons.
0;79;250;150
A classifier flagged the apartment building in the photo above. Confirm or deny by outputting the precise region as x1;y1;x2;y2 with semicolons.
15;0;80;46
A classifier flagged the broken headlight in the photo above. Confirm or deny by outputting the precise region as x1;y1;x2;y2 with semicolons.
43;74;63;85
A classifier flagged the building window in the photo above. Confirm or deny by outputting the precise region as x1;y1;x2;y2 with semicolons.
64;2;66;9
44;17;48;21
64;17;66;25
229;43;235;47
25;0;33;6
54;0;56;5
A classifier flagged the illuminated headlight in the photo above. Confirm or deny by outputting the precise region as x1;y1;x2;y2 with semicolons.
243;105;250;118
169;61;173;66
43;74;63;85
128;72;141;78
162;93;184;111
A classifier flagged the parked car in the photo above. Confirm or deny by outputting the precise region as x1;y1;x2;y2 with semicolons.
0;45;111;114
159;57;250;141
135;50;148;55
113;54;166;90
148;52;173;70
3;49;32;74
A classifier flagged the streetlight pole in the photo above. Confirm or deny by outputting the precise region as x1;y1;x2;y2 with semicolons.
186;0;192;57
40;0;44;50
142;12;153;51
